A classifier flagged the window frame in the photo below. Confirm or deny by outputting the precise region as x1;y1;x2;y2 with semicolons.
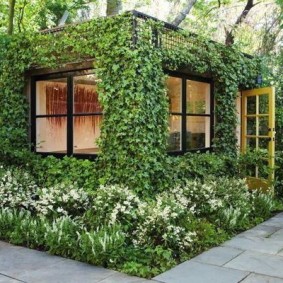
166;70;214;155
31;68;101;160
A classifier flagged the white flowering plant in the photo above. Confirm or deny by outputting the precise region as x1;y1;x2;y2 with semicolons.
133;193;197;253
0;166;90;218
35;183;90;217
78;224;126;267
0;167;38;211
84;185;143;229
0;162;277;279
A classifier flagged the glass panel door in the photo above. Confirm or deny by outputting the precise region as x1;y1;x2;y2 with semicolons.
241;87;275;190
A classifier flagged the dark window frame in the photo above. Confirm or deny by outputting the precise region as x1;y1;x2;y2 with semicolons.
31;68;101;160
165;70;214;155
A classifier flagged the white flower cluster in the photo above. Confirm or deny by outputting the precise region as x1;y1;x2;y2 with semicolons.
166;181;222;215
91;185;143;225
0;167;90;218
0;169;37;210
133;193;197;251
35;183;90;217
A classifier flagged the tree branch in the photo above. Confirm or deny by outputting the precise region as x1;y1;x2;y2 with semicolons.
225;0;260;45
8;0;16;35
170;0;198;26
17;0;27;32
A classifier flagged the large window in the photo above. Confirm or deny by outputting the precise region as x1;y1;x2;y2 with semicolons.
166;74;213;153
32;70;102;156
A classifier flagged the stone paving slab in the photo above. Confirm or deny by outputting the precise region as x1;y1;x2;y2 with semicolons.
222;235;283;254
99;273;159;283
272;212;283;218
0;275;21;283
0;245;65;279
0;241;157;283
154;261;249;283
191;246;244;266
224;250;283;278
0;241;22;250
19;259;118;283
261;217;283;228
236;225;280;239
241;273;283;283
269;229;283;241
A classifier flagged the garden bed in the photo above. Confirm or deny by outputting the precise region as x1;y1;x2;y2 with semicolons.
0;153;278;278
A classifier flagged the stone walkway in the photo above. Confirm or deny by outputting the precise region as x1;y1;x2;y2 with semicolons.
0;213;283;283
154;212;283;283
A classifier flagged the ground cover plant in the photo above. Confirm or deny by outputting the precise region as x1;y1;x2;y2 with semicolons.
0;155;277;278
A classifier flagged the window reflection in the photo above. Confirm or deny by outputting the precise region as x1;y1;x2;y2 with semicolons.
166;77;182;113
186;80;210;114
167;115;182;151
186;117;210;149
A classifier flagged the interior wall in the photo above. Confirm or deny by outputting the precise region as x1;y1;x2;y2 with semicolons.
36;81;67;153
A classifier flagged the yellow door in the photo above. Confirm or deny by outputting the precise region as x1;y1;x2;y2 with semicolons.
241;87;275;191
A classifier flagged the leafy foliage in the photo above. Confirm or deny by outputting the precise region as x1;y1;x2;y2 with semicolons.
0;12;263;191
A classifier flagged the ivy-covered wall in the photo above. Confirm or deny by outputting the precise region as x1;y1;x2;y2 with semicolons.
0;12;262;190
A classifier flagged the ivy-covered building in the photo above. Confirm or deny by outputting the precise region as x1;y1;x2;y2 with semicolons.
1;11;272;189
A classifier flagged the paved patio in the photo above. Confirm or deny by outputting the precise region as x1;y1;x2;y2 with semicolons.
154;212;283;283
0;212;283;283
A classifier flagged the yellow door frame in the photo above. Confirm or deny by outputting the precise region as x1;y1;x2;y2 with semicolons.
241;87;275;189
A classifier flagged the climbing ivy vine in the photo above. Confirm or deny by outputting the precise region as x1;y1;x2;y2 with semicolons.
0;12;262;190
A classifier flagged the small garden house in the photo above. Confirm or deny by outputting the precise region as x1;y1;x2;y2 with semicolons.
1;10;275;189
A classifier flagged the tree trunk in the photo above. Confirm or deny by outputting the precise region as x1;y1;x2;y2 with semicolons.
170;0;197;27
225;0;256;46
106;0;122;16
8;0;16;35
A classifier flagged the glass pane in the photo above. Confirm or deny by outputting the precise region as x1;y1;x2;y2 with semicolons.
186;116;210;149
258;138;269;150
247;96;256;115
186;80;210;114
36;79;67;115
247;117;256;135
259;117;269;136
73;74;102;114
259;94;268;114
73;115;102;154
246;138;256;150
167;115;181;151
36;117;67;153
166;76;182;113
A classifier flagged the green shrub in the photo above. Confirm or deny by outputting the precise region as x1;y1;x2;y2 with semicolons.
44;216;81;257
33;156;99;190
120;245;177;278
169;152;239;181
78;225;126;267
9;210;46;248
84;185;142;229
251;191;275;220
